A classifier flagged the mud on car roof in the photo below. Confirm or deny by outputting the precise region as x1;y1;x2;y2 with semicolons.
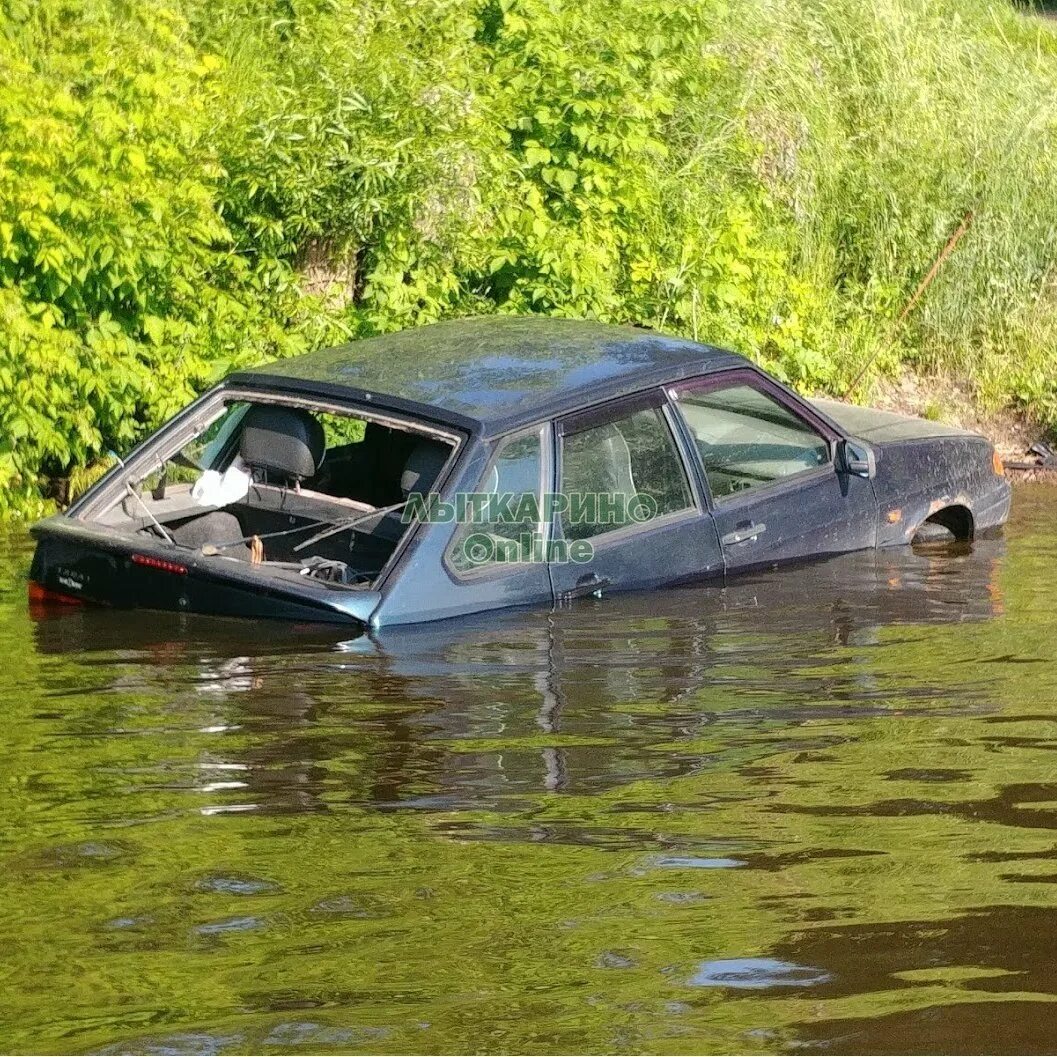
229;316;745;438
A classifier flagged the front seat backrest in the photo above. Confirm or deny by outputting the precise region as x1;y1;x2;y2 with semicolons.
400;441;450;498
240;405;325;482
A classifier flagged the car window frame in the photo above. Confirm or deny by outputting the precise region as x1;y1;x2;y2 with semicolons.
442;422;553;582
667;368;840;510
552;389;702;549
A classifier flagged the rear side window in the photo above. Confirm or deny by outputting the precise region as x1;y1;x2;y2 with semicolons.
672;383;829;501
560;405;692;541
447;429;544;574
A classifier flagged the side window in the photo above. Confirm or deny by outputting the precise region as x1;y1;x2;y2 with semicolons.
139;403;249;495
195;403;250;470
673;383;830;501
448;429;544;574
560;405;693;541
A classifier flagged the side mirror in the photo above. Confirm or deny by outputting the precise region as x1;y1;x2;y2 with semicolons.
839;438;876;479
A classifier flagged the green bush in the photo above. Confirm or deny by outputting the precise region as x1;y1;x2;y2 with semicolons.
0;2;338;516
3;0;1057;518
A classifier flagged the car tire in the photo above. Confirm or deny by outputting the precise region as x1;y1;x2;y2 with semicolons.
911;519;957;544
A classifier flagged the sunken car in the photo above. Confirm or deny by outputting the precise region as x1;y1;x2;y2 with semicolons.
29;318;1011;627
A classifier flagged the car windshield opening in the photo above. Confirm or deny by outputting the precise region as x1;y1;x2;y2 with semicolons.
90;398;456;590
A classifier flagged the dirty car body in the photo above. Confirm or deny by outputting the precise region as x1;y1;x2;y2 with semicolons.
29;318;1011;628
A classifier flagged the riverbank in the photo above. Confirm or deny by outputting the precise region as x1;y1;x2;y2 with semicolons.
867;371;1042;462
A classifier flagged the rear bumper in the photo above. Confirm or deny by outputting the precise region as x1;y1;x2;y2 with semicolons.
30;516;380;626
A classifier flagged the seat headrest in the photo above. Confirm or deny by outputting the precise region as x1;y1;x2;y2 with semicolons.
401;441;449;498
239;405;325;482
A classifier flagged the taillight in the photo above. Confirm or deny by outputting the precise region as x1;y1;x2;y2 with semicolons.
28;581;84;606
131;554;188;575
992;450;1005;476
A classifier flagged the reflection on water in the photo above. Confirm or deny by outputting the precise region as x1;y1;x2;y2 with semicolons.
2;487;1057;1054
689;959;832;990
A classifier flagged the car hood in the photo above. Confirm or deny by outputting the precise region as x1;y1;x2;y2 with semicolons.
809;398;978;444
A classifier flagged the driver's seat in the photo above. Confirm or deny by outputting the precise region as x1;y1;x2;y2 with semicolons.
239;405;325;485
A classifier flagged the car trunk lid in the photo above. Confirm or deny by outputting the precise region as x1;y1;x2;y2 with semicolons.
29;516;381;626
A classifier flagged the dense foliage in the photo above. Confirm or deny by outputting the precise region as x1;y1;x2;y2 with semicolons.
3;0;1057;517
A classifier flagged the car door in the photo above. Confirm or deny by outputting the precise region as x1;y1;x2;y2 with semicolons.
668;370;878;574
548;391;724;601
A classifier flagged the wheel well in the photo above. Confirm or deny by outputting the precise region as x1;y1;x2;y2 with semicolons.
921;504;974;541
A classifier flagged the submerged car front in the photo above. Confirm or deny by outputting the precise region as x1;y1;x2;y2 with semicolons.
812;398;1011;544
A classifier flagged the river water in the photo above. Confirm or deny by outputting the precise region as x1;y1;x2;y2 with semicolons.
2;487;1057;1055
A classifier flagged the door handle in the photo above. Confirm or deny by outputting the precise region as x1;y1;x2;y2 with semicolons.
721;522;767;546
560;572;611;602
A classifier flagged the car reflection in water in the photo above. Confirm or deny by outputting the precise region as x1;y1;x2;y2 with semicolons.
29;539;1005;826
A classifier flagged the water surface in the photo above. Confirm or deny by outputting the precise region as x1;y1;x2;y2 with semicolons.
3;488;1057;1054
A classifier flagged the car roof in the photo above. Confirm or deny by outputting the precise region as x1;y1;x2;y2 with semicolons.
230;316;746;436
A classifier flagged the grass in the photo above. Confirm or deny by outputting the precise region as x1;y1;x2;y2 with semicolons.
713;0;1057;417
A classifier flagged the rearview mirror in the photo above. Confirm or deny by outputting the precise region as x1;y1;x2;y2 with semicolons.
839;438;876;479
